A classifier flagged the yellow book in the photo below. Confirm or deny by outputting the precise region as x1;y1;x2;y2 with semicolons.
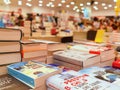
95;30;105;43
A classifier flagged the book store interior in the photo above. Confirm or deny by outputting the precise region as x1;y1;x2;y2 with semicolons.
1;0;120;90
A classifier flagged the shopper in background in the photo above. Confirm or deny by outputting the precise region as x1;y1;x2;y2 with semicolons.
93;17;100;30
10;11;16;26
111;24;119;33
16;14;24;26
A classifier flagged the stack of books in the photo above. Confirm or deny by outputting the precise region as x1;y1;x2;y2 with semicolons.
0;28;22;75
29;39;67;64
21;40;48;63
53;50;100;70
70;44;115;66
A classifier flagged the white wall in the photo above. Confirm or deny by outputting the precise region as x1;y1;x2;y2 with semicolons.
0;5;31;16
91;10;116;16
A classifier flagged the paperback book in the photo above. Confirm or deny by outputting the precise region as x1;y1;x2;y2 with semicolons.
47;70;120;90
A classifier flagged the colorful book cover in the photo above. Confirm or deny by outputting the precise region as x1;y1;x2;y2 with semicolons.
79;66;120;86
8;61;58;79
47;70;117;90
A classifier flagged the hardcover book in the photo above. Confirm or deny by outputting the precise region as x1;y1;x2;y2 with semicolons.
29;39;67;51
0;42;21;53
0;28;22;41
0;52;21;65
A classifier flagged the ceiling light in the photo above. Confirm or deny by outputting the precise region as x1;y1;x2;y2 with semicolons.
4;0;11;4
114;6;117;8
58;3;62;6
102;3;106;6
80;3;84;6
108;4;112;7
51;4;55;7
94;2;98;4
82;11;84;13
39;4;43;6
104;7;108;9
61;0;65;3
39;1;43;3
113;0;117;2
73;8;76;10
87;2;91;5
66;5;70;8
81;7;84;10
46;4;50;7
51;0;55;1
18;1;22;5
26;3;32;7
74;6;78;9
49;2;53;5
76;9;80;12
70;2;75;5
27;0;32;1
93;6;98;10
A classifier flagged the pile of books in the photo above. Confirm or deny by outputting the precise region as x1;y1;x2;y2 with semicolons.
0;28;22;75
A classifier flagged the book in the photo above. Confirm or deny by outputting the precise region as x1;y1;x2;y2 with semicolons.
22;56;47;63
0;28;22;41
53;50;100;67
7;61;61;88
79;66;120;86
22;41;47;52
47;70;120;90
74;40;106;47
29;39;67;51
95;30;105;43
70;44;115;62
0;42;21;53
23;50;47;59
0;52;21;65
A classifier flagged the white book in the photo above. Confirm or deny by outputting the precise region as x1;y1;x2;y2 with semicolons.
29;39;67;51
47;70;120;90
0;28;22;41
70;44;115;62
53;50;100;67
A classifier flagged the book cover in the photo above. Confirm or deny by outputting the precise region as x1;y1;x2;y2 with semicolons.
79;66;120;86
47;70;118;90
8;61;59;79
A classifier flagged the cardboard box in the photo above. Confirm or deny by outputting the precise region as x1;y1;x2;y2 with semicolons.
7;61;61;89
